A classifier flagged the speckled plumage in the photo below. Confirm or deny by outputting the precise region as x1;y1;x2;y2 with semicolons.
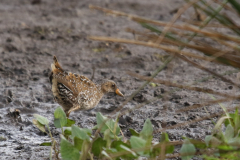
49;56;124;117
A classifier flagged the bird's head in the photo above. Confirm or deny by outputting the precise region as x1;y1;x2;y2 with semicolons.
100;80;124;97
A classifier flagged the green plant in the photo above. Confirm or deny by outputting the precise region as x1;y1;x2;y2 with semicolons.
33;107;240;159
204;109;240;159
32;0;240;159
33;107;175;159
179;108;240;160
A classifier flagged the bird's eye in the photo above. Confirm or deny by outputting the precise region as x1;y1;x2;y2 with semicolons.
112;84;115;88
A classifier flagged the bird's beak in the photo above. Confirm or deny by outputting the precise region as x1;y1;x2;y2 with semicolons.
115;89;124;97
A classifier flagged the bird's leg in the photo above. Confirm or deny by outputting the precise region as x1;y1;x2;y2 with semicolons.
66;112;70;118
67;106;85;128
64;109;70;118
67;105;81;117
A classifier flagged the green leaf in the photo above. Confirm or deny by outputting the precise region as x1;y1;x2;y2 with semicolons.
150;133;175;157
82;128;92;136
33;114;49;125
234;109;240;135
63;127;72;138
110;119;121;136
218;145;234;151
225;124;234;142
129;128;139;137
205;135;213;147
96;112;120;137
92;125;98;130
54;107;67;128
224;115;234;127
60;135;80;160
188;139;206;149
71;125;90;141
140;119;153;140
111;141;130;151
130;136;147;156
140;119;153;149
223;109;240;133
218;145;237;158
180;139;196;160
205;135;222;147
65;118;75;127
111;140;136;159
104;129;112;148
227;136;240;146
92;137;107;157
140;23;177;41
203;155;221;160
101;150;112;159
105;148;118;156
96;112;108;131
160;132;174;154
219;151;240;159
150;143;161;158
119;145;137;158
74;137;83;151
54;119;62;128
33;119;46;133
40;142;52;146
104;129;111;140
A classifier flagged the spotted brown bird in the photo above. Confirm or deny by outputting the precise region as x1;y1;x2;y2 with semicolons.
49;56;124;117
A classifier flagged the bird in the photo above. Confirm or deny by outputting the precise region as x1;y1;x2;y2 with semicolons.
49;56;124;117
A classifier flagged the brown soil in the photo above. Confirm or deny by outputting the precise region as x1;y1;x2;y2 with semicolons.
0;0;239;159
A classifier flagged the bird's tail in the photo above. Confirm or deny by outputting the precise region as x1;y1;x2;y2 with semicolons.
51;55;63;71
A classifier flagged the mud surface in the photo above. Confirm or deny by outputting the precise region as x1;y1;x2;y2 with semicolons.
0;0;239;159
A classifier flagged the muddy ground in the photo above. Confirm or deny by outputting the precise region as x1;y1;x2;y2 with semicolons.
0;0;239;159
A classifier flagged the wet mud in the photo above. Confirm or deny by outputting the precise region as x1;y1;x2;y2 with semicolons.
0;0;239;159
